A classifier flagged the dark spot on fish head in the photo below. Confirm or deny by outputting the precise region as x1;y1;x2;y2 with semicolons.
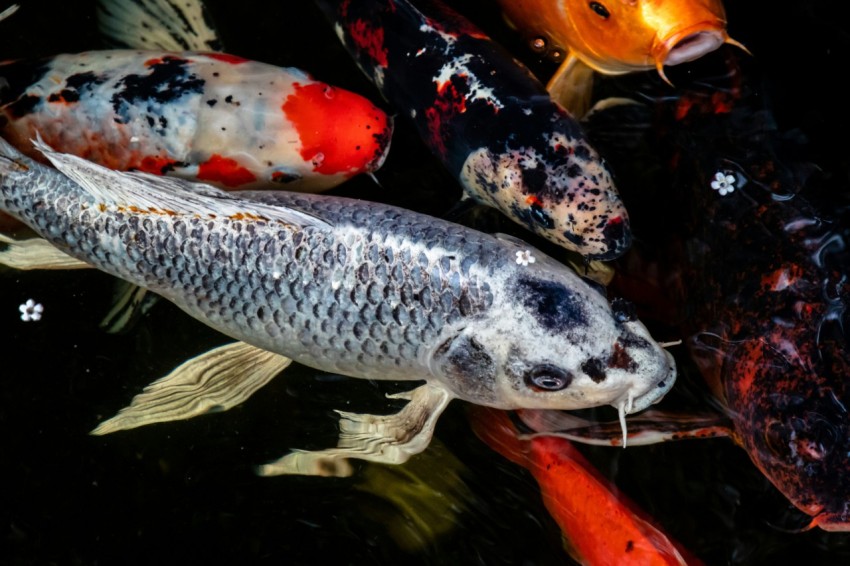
589;215;632;260
610;297;636;323
432;333;497;402
581;357;606;383
528;201;555;230
515;276;588;332
608;342;637;372
521;163;548;195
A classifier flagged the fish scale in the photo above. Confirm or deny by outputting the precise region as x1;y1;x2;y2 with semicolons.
0;138;675;416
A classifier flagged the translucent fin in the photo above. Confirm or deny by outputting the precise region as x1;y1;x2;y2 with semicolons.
546;54;597;119
33;137;332;231
0;234;91;270
91;341;291;435
98;280;159;334
0;3;19;22
517;408;734;447
257;383;454;478
96;0;222;51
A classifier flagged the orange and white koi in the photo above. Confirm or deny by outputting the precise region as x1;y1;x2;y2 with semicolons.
0;50;392;192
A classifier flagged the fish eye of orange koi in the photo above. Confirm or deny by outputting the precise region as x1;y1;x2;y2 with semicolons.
588;1;611;19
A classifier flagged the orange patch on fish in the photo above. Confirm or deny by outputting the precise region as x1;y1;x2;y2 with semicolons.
136;155;178;175
197;154;257;187
204;53;250;65
282;82;390;176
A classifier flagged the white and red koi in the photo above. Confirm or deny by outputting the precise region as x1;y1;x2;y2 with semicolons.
314;0;631;260
0;50;392;192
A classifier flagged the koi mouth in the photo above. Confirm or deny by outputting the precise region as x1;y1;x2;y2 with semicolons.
653;25;749;84
613;349;676;447
808;510;850;532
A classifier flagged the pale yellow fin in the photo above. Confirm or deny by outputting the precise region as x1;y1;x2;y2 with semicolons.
546;53;597;119
0;234;91;270
91;341;291;435
257;383;454;478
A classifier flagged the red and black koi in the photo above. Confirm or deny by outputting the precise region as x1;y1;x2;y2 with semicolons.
314;0;630;260
580;52;850;531
0;50;392;192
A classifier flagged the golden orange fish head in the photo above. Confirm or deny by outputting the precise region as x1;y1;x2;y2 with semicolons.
500;0;747;79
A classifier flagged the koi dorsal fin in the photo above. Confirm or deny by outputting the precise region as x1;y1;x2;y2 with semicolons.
97;0;223;52
32;137;332;231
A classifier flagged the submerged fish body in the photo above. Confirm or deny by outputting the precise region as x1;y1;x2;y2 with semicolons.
591;56;850;530
0;137;674;416
314;0;630;260
496;0;745;114
0;50;392;192
469;407;692;566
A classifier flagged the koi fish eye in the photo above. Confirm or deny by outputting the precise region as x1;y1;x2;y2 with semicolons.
589;2;611;19
763;419;790;458
611;297;636;323
525;364;573;391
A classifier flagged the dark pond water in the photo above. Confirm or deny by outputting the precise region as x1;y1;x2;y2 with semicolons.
2;1;850;564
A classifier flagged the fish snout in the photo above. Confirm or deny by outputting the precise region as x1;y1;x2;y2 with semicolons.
662;29;726;68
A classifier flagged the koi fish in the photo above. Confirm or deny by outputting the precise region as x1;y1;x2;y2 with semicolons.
314;0;631;260
0;0;393;192
468;406;696;565
0;136;675;475
495;0;747;116
551;52;850;531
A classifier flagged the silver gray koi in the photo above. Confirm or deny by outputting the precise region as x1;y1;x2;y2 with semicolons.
0;136;675;471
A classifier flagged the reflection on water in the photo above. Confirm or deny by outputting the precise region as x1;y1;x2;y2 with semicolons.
2;0;850;564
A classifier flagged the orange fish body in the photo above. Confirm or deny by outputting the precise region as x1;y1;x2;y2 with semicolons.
495;0;745;115
469;406;697;566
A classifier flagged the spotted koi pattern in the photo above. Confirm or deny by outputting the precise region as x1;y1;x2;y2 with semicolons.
315;0;630;260
0;50;393;192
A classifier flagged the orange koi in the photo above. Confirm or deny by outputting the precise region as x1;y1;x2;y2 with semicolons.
495;0;747;115
469;406;700;566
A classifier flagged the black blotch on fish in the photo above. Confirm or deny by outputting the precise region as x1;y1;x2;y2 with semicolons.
5;94;41;118
110;56;205;124
0;59;50;108
520;162;548;195
516;276;587;331
581;357;607;383
434;334;496;400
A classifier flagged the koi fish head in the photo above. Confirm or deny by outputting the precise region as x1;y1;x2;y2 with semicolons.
429;244;675;414
500;0;744;79
280;81;393;189
721;337;850;531
460;108;631;260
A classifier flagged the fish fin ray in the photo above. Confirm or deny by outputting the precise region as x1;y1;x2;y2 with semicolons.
546;54;596;118
90;341;291;435
32;137;333;231
98;280;159;334
256;383;454;477
96;0;223;51
0;234;92;270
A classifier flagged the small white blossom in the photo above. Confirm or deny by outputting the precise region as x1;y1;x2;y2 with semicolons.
711;171;736;196
515;250;536;266
19;299;43;322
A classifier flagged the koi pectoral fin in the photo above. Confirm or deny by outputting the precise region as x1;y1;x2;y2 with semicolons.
90;341;291;435
546;55;596;119
256;384;454;478
0;234;92;270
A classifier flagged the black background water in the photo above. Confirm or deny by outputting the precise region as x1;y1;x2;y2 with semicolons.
2;1;850;564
